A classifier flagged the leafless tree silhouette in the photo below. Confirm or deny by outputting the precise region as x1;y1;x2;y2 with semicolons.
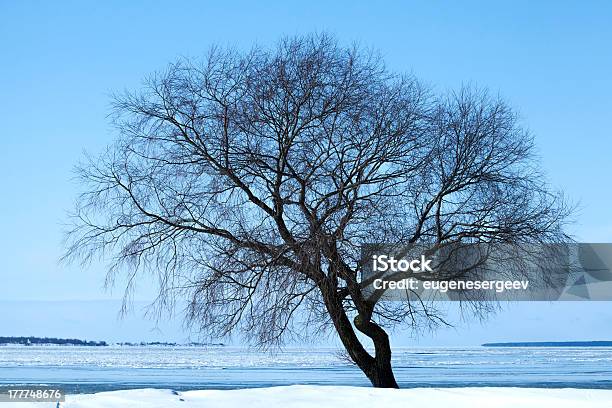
65;33;571;388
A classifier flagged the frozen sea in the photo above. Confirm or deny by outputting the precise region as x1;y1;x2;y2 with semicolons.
1;346;611;393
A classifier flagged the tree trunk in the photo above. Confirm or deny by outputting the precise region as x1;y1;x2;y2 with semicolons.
354;314;399;388
371;355;399;388
319;279;399;388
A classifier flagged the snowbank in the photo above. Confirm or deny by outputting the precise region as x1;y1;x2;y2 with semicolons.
7;385;612;408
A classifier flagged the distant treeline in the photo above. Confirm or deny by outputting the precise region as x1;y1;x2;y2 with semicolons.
0;336;225;347
483;341;612;347
117;341;225;346
0;336;107;346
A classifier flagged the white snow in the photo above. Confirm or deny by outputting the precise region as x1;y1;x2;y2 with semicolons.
4;386;612;408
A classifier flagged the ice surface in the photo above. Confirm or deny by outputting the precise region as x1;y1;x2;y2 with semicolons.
1;346;612;391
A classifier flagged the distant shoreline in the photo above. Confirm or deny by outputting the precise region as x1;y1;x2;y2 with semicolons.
0;336;223;347
483;341;612;347
0;336;107;346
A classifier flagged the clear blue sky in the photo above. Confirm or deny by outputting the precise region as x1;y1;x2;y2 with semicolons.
0;1;611;343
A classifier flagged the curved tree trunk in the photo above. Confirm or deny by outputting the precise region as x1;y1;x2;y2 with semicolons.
354;315;399;388
320;279;399;388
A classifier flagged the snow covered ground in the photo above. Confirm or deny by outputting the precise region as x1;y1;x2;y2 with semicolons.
7;386;612;408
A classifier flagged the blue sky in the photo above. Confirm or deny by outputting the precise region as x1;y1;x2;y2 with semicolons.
0;1;611;344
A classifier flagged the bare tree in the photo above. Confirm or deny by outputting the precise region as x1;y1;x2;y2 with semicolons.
65;34;570;388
